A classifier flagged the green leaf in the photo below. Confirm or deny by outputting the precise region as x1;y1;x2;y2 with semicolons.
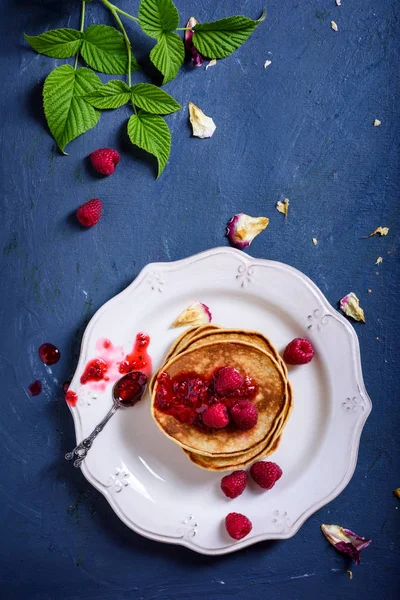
150;32;184;85
138;0;179;38
43;65;102;153
127;111;171;177
193;12;266;59
24;28;82;58
81;25;139;74
130;83;181;114
84;80;131;109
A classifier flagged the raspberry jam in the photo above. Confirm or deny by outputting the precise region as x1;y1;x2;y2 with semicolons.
38;343;60;365
28;380;42;396
119;333;151;376
80;359;108;384
114;372;148;406
155;368;257;430
65;390;78;407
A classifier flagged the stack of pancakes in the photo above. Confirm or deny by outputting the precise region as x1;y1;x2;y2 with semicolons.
150;325;292;471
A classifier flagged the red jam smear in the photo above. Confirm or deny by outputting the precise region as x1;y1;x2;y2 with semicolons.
28;380;42;396
80;358;108;384
38;343;60;365
119;333;152;377
114;372;148;406
65;390;78;407
155;368;257;430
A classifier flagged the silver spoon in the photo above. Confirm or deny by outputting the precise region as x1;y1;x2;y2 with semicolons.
65;371;148;468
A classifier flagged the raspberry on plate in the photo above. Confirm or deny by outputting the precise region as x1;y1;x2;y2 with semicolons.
76;198;102;227
283;338;315;365
89;148;120;175
250;461;283;490
202;403;229;428
221;470;248;499
225;512;253;540
215;367;244;395
230;400;258;430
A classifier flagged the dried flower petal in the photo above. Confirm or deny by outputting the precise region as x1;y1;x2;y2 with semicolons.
340;292;365;323
367;289;372;293
347;570;353;580
206;59;217;70
188;103;216;138
373;119;381;127
264;60;272;68
321;524;371;565
226;213;269;249
276;198;289;216
375;256;383;265
394;488;400;499
312;238;318;246
171;301;212;328
184;17;204;67
331;21;338;31
366;226;389;237
336;0;341;5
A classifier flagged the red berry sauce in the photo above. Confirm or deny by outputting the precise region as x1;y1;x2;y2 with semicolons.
65;390;78;407
119;333;152;377
155;368;257;431
38;343;60;365
80;358;108;384
28;380;42;396
114;372;148;406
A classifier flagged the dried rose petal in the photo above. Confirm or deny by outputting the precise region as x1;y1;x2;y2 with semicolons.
264;60;272;68
340;292;365;323
373;119;381;127
206;59;217;70
226;213;269;249
312;237;318;246
188;103;216;138
366;226;389;237
394;488;400;499
331;20;338;32
321;524;371;565
184;17;204;67
171;301;212;328
375;256;383;265
276;198;289;216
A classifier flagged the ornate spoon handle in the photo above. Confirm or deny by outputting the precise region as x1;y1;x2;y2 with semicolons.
65;404;118;468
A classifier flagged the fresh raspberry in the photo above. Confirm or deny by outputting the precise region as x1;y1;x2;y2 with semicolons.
225;512;252;540
283;338;315;365
250;461;283;490
89;148;120;176
215;367;244;395
202;403;229;428
221;471;248;499
230;400;258;430
76;198;103;227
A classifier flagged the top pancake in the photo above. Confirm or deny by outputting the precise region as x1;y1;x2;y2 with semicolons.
151;340;287;457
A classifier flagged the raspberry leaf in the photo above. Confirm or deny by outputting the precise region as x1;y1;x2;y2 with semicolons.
127;111;171;177
130;83;181;114
192;10;266;59
81;25;139;74
43;65;102;153
24;28;82;58
150;32;184;85
138;0;179;38
84;80;131;109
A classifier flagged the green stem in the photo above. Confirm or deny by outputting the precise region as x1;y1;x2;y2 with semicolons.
101;0;139;23
176;27;191;31
102;0;132;87
74;0;86;70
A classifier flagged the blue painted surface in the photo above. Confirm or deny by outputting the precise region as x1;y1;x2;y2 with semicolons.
0;0;399;598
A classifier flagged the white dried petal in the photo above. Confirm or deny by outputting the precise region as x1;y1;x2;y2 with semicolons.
312;238;318;246
188;103;216;138
276;198;289;216
206;59;217;70
340;292;365;323
366;226;389;237
264;60;272;69
171;301;211;328
331;21;338;31
336;0;341;6
375;256;383;265
226;213;269;249
373;119;381;127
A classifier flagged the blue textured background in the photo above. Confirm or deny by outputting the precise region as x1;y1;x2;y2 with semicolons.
1;0;399;598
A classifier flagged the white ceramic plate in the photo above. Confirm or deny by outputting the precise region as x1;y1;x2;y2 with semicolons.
68;247;371;555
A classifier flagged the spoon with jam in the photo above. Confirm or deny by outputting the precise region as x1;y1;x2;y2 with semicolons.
65;371;147;468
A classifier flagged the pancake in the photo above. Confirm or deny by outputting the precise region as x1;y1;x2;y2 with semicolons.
151;340;288;457
184;382;292;470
